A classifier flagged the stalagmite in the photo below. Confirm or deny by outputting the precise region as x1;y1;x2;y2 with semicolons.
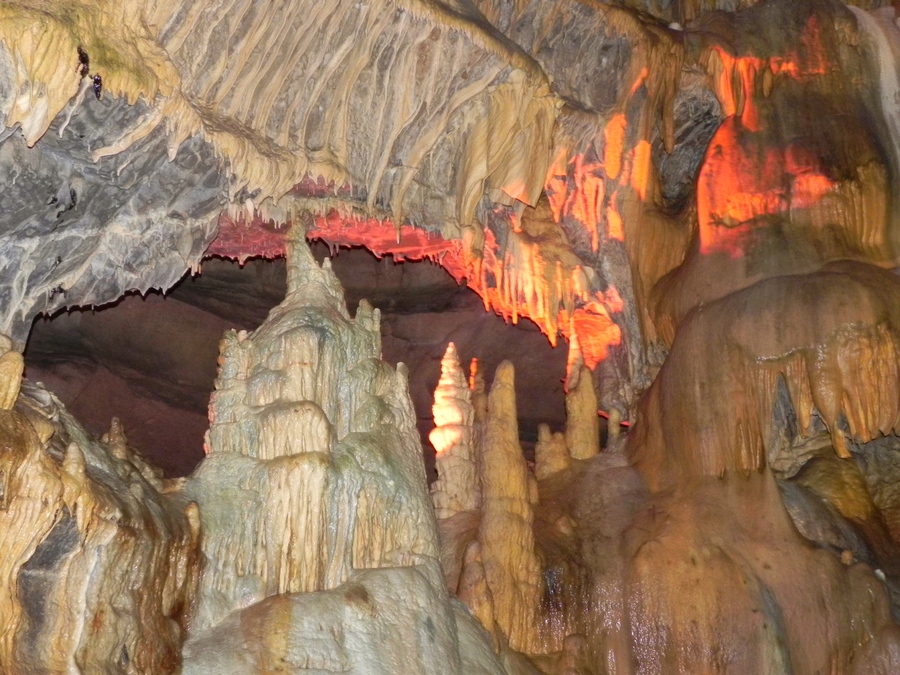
565;365;600;460
185;224;437;630
103;416;130;460
535;423;570;480
606;407;623;448
475;360;542;654
457;540;500;652
470;358;489;429
431;342;480;519
180;227;509;673
564;324;584;391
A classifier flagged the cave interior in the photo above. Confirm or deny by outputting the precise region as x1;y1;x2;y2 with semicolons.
4;0;900;673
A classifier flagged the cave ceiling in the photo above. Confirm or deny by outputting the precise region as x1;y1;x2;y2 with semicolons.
2;0;895;412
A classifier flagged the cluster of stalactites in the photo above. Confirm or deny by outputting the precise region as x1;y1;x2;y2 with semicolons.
1;0;559;227
462;208;624;371
473;0;767;28
431;338;607;654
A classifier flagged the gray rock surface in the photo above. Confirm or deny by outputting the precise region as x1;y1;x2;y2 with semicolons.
0;72;225;345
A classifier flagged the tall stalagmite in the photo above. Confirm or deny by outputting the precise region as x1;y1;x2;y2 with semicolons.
181;224;515;674
565;364;600;460
431;342;480;519
185;222;437;626
475;361;542;654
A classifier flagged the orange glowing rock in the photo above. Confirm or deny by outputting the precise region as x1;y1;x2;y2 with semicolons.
606;201;624;242
543;150;620;250
697;116;835;257
568;157;605;251
602;285;625;313
569;303;621;368
211;200;626;372
545;173;569;224
603;114;627;180
631;141;652;201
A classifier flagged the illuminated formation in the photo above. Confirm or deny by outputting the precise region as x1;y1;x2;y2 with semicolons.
177;226;519;673
430;342;480;519
5;0;900;673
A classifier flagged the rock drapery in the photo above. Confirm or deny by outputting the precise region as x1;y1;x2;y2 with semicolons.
5;0;900;673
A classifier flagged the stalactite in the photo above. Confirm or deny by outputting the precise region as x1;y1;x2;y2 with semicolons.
1;0;560;238
431;343;481;519
475;204;623;370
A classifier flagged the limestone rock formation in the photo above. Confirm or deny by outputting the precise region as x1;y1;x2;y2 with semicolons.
9;0;900;673
431;342;480;519
0;342;199;675
564;365;599;461
434;356;546;655
534;424;569;480
183;566;526;675
179;228;506;673
476;361;543;654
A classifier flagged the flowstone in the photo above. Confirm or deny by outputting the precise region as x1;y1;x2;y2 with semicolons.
180;226;511;674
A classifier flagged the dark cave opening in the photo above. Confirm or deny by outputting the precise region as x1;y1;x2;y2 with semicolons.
23;244;568;478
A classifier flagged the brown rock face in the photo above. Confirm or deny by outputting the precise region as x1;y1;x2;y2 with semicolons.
429;1;900;672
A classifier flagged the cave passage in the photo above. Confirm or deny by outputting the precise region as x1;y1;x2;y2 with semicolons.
23;244;568;477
